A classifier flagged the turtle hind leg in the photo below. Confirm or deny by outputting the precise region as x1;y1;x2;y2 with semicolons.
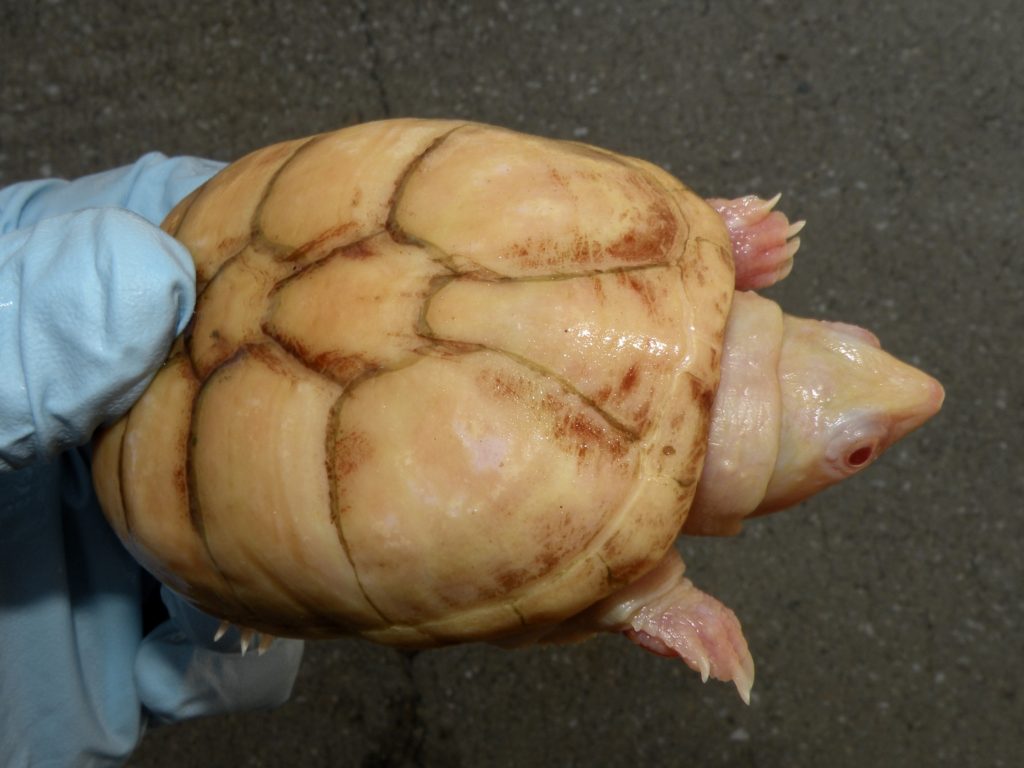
708;194;804;290
623;573;755;704
579;549;755;703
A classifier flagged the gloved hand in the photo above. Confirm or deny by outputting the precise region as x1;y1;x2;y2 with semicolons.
0;154;305;767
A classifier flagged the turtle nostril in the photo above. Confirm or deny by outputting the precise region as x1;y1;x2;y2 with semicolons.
847;446;873;467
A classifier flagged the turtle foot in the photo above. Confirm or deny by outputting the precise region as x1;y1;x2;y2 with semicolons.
213;620;276;655
624;576;755;703
708;194;803;290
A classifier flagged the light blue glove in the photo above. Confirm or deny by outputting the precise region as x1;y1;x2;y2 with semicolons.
0;155;305;767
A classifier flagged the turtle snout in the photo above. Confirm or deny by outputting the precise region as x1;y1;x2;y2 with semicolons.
887;373;945;445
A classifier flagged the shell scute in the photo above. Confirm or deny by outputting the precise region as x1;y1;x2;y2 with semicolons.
264;232;447;385
393;125;686;277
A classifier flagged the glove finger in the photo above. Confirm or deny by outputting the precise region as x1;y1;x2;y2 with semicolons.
0;153;225;231
0;208;195;470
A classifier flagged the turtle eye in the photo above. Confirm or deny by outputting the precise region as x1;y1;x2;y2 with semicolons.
824;415;887;477
845;444;875;468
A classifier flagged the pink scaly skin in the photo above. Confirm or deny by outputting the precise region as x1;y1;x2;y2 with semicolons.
625;582;754;704
708;195;805;290
579;549;755;703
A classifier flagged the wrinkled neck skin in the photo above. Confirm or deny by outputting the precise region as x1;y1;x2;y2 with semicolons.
684;291;945;536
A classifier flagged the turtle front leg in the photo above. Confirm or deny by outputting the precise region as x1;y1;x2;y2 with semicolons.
709;195;804;291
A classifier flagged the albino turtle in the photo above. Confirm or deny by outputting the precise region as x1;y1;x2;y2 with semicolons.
92;119;943;702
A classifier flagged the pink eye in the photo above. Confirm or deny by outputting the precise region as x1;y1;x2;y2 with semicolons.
847;446;873;467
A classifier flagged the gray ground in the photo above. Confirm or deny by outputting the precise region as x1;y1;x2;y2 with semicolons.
2;1;1021;766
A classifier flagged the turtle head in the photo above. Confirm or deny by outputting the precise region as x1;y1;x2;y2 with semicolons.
686;293;944;535
753;315;945;514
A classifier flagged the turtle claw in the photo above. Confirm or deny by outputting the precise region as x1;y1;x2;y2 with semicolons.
213;619;231;643
257;632;276;656
212;621;275;656
240;628;255;655
708;194;804;291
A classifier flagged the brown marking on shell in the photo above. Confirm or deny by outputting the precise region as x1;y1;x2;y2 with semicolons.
246;343;298;380
607;549;657;586
495;568;532;594
548;167;570;188
215;234;249;261
620;363;640;395
690;260;708;288
280;221;360;264
263;316;376;384
601;491;684;586
604;197;677;265
548;394;630;464
574;365;653;433
535;508;590;570
706;238;733;268
385;213;414;246
593;385;614;404
479;365;527;402
559;413;600;460
616;271;661;316
474;511;583;604
476;364;631;466
311;352;375;385
172;465;188;504
328;237;381;261
681;244;714;291
534;545;564;573
495;194;677;274
598;521;661;585
689;375;716;415
610;204;673;265
332;429;375;483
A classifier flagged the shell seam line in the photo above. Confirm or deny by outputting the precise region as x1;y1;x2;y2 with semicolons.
619;154;693;270
265;228;390;299
248;132;328;246
325;387;393;628
416;269;642;442
192;347;373;632
479;346;639;441
113;418;131;536
385;123;469;243
185;372;261;625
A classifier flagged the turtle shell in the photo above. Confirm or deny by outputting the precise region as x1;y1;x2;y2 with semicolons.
92;119;734;646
